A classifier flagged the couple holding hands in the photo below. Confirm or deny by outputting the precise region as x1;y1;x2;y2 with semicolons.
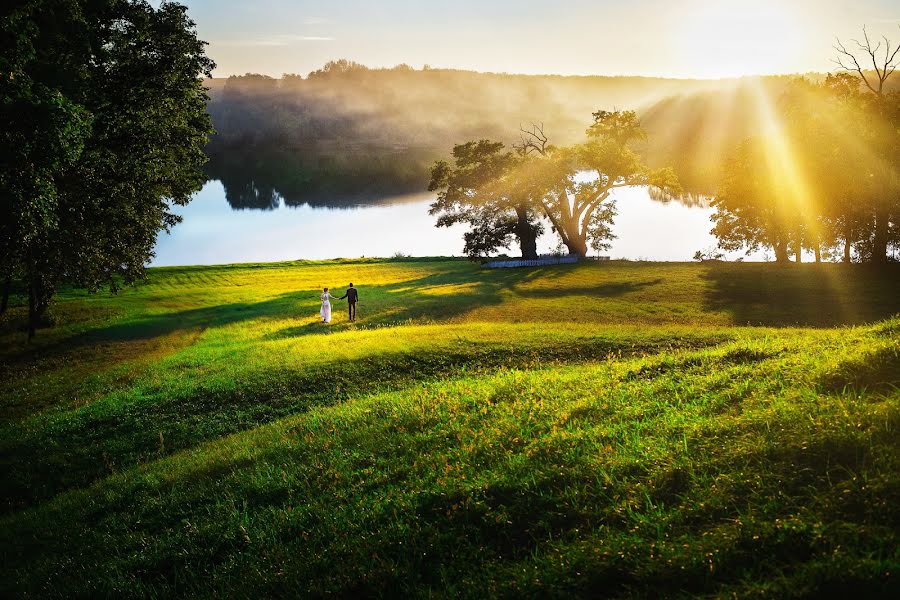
320;283;359;324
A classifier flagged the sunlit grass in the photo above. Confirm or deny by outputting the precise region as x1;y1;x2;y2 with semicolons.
0;258;898;596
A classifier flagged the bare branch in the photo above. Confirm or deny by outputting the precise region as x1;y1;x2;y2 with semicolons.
834;37;878;93
833;26;899;94
514;122;549;156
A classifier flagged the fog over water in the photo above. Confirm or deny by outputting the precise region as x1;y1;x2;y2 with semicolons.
151;182;752;266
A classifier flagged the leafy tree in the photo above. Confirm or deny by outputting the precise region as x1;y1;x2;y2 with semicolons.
0;0;214;337
711;139;795;263
519;112;680;257
428;140;543;259
307;59;369;79
787;73;879;263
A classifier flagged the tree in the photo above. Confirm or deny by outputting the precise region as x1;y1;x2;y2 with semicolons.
519;112;680;257
711;139;795;263
428;140;543;259
833;27;900;263
0;1;214;337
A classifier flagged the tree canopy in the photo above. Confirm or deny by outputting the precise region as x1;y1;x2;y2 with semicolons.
711;30;900;263
430;111;680;259
0;0;214;336
517;111;680;257
428;140;542;259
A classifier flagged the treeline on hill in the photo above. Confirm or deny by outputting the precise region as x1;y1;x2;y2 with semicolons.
204;60;804;207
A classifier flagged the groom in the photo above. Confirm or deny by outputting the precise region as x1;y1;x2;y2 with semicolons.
339;283;359;322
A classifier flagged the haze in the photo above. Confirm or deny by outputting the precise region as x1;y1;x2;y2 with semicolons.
169;0;899;79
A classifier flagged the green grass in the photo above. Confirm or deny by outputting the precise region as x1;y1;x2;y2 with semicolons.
1;259;898;597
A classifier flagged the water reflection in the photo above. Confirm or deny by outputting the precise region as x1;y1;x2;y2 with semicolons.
151;181;746;266
206;145;435;211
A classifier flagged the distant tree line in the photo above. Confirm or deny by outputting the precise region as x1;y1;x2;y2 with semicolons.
1;0;213;337
712;30;900;263
204;65;803;205
428;30;899;263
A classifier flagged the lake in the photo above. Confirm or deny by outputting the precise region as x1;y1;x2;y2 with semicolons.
151;181;750;266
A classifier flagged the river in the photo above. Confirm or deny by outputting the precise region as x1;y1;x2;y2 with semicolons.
151;181;746;266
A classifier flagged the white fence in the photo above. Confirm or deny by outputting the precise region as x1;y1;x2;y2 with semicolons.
482;254;581;269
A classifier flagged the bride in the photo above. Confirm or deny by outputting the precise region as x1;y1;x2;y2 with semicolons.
320;287;339;323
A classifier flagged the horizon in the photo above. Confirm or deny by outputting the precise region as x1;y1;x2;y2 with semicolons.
166;0;900;79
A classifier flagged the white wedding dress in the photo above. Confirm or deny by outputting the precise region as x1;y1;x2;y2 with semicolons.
320;292;336;322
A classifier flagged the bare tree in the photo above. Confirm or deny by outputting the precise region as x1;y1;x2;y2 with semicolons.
833;26;900;95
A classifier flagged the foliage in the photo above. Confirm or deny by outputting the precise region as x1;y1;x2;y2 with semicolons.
519;111;680;256
430;111;679;259
0;0;214;336
711;31;900;263
428;140;542;259
206;67;830;200
0;259;898;596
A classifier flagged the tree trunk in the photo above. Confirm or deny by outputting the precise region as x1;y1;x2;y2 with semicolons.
843;222;852;263
774;240;789;263
27;275;50;341
795;245;802;263
814;244;821;263
0;275;10;315
555;215;588;257
873;206;889;263
514;206;538;260
564;234;588;258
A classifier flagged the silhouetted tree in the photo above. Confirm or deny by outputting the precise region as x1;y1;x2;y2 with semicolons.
712;139;796;263
519;112;679;256
833;27;900;262
1;0;214;337
428;140;542;259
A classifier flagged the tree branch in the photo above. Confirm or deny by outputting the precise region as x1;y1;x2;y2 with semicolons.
834;26;900;94
515;122;549;156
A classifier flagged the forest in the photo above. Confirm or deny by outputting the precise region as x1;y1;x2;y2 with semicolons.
204;62;798;204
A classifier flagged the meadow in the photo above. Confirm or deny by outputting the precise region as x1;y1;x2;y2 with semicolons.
1;259;898;597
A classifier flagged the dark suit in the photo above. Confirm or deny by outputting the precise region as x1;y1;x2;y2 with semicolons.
339;287;358;321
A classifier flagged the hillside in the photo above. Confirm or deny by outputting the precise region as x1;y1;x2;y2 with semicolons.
1;260;899;596
203;68;813;204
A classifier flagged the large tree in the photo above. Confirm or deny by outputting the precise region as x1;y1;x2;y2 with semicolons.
1;0;214;337
711;138;796;263
428;140;543;259
519;112;680;257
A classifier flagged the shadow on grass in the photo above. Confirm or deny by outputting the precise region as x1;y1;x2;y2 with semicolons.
0;334;719;514
700;263;900;327
514;277;665;299
3;264;551;359
819;345;900;395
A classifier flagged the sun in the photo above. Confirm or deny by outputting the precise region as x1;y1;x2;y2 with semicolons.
675;0;809;78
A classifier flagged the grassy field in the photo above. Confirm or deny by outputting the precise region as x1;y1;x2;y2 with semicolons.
1;259;898;597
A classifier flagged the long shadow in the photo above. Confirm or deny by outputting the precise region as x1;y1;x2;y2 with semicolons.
5;261;593;364
700;263;900;327
514;278;664;299
266;265;554;339
0;333;720;514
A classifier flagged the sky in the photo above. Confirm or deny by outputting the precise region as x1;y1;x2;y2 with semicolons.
167;0;900;79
